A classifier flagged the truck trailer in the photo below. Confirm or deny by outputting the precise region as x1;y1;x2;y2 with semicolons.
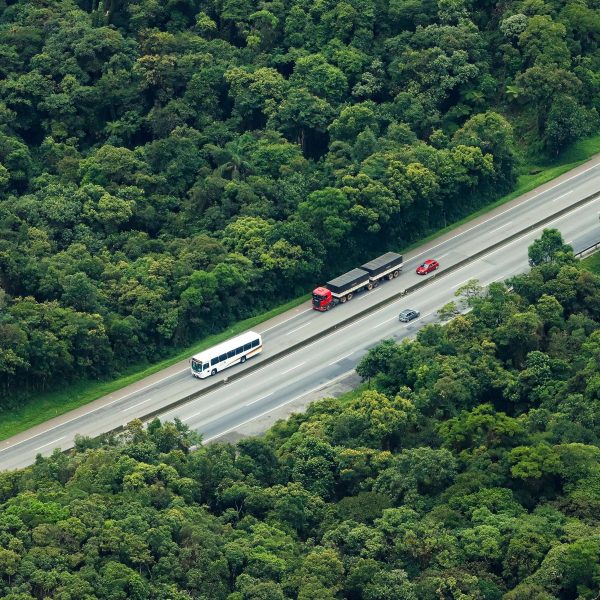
312;252;403;311
361;252;404;281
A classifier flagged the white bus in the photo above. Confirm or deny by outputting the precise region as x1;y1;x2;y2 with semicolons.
190;331;263;379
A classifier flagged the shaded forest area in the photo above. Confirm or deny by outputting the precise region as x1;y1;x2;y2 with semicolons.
1;0;599;400
2;245;600;599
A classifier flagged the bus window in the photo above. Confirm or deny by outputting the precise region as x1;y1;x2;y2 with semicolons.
227;350;235;358
203;363;209;371
235;346;243;355
211;357;218;366
251;339;259;348
243;343;251;351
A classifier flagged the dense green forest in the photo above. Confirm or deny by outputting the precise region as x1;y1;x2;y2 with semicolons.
0;0;600;409
2;242;600;599
1;0;599;401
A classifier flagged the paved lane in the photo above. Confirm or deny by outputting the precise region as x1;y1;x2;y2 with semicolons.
1;160;599;470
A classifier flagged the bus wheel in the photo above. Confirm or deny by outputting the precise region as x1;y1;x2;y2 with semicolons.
241;355;247;363
393;270;400;278
347;293;353;301
211;369;217;376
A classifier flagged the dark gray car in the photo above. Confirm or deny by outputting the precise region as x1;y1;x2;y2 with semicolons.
398;309;420;322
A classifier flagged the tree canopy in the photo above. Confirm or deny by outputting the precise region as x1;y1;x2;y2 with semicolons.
0;0;597;406
2;243;600;598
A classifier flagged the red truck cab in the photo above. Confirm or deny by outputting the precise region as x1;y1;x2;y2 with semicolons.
312;287;332;311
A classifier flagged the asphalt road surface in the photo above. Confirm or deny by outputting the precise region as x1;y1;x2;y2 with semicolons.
2;160;600;470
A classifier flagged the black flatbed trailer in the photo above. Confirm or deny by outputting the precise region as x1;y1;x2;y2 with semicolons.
315;252;405;309
326;268;370;296
361;252;403;278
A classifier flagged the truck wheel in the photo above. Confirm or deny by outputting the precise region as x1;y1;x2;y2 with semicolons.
211;369;217;376
347;293;353;301
240;356;246;363
393;270;400;278
373;281;379;288
387;273;394;280
340;296;347;303
367;282;373;291
326;304;331;311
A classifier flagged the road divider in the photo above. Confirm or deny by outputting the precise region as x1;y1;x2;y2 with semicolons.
44;188;600;450
576;240;600;258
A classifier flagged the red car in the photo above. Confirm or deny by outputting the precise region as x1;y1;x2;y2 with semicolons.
416;259;439;275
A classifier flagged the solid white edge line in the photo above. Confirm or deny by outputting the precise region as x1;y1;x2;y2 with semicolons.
184;199;597;438
410;162;599;259
4;179;599;455
202;369;357;443
485;197;598;260
0;332;306;453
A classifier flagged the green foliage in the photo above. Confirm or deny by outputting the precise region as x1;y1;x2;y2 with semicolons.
528;228;574;266
2;251;600;597
0;0;598;422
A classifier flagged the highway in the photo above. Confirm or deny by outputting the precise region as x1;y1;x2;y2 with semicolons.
1;159;600;470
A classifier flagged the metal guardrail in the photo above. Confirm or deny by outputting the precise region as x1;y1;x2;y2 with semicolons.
576;241;600;258
71;189;600;443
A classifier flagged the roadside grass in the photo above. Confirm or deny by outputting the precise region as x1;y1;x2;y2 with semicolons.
5;132;600;442
0;295;309;441
582;251;600;275
337;382;370;405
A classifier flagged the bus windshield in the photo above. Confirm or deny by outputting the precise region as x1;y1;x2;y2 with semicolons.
191;359;202;372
